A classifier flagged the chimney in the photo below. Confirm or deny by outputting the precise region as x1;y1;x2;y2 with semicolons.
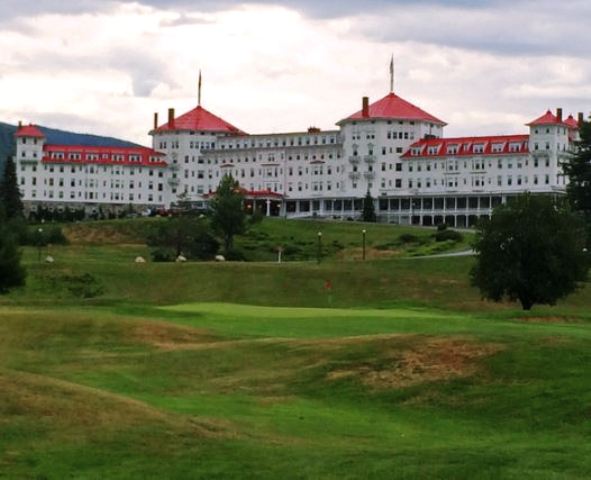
578;112;584;126
167;108;175;129
556;108;563;122
362;96;369;118
18;120;22;129
153;112;159;130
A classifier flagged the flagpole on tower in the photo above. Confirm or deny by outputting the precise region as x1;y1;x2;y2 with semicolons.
389;55;394;93
198;70;202;106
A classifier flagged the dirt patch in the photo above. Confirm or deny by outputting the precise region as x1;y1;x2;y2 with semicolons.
131;322;219;350
327;337;503;389
517;316;582;324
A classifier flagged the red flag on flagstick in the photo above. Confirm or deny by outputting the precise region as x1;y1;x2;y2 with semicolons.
324;280;333;291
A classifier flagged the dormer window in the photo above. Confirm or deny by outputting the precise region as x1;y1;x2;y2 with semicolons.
447;144;458;155
473;144;485;154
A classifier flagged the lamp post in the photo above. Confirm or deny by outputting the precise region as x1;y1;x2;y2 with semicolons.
362;229;366;261
37;227;43;261
317;232;322;264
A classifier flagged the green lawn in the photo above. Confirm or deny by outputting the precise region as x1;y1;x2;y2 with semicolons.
52;216;473;261
0;219;590;478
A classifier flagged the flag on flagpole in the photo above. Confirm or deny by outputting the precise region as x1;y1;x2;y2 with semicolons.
389;55;394;93
198;70;202;106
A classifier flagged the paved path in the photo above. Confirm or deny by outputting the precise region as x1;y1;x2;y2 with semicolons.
402;249;476;260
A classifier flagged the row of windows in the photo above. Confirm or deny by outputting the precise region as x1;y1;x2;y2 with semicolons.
406;157;553;172
27;190;163;203
402;174;555;190
217;135;338;150
20;164;165;176
21;177;165;191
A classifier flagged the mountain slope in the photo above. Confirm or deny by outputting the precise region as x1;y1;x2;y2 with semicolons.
0;122;141;179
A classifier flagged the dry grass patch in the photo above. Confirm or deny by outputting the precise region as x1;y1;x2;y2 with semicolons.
0;369;238;442
517;316;582;324
327;336;503;389
131;321;220;350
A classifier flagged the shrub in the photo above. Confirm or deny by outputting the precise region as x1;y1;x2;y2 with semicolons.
399;233;419;244
434;229;464;242
225;247;247;261
437;223;448;232
150;247;176;262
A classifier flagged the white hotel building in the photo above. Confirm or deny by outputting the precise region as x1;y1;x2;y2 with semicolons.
15;85;584;227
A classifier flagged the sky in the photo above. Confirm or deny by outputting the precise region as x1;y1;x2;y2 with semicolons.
0;0;589;145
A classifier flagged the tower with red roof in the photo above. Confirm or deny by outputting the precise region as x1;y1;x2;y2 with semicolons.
149;75;245;205
336;90;446;198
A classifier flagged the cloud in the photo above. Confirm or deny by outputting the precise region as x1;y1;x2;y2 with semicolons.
0;1;589;146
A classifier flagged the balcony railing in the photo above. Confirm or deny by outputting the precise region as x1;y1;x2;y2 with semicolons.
348;156;360;164
363;171;375;180
348;171;361;180
364;155;376;164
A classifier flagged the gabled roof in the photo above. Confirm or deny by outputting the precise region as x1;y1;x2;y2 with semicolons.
338;92;446;126
155;105;246;135
15;124;45;138
527;110;568;127
402;134;529;159
564;115;580;129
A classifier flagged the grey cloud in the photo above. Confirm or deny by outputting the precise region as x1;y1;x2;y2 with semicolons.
159;13;214;27
16;46;176;98
358;1;591;58
3;0;588;58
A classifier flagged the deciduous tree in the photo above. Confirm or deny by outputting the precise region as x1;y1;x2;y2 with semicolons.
563;118;591;245
471;194;589;310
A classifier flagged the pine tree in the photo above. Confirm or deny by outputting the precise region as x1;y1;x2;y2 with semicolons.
361;190;377;223
0;157;24;220
209;175;246;254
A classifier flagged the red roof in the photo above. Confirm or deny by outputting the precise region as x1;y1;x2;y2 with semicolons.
41;144;167;167
402;134;529;159
527;110;568;127
15;124;45;138
564;115;579;129
155;105;246;135
339;92;446;126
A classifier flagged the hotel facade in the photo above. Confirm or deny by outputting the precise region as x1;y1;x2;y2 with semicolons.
14;84;584;227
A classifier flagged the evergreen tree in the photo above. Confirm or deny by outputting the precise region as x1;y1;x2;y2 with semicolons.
361;190;377;223
563;118;591;245
471;194;589;310
209;175;246;254
0;157;24;220
0;222;26;293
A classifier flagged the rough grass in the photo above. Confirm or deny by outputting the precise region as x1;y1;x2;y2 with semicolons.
0;218;590;478
1;303;591;479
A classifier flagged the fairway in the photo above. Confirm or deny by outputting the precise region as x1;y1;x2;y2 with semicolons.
1;220;590;479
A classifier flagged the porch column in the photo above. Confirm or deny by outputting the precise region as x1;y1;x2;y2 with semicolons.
266;199;271;216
